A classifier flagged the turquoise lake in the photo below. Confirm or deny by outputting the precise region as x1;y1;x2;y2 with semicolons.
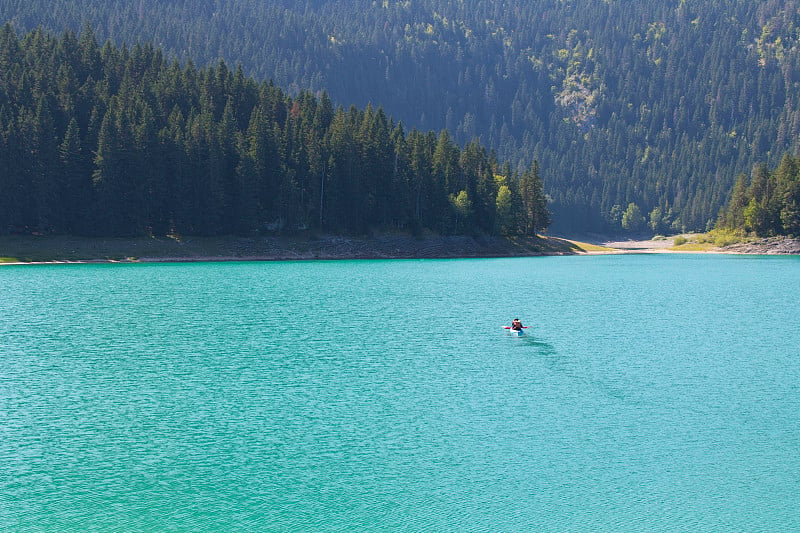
2;254;799;531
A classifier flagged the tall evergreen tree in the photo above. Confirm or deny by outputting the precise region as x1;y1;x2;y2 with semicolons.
59;117;90;232
519;160;550;234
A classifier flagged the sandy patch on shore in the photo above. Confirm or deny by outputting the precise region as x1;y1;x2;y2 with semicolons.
599;238;678;253
565;235;724;254
601;238;675;250
555;236;668;254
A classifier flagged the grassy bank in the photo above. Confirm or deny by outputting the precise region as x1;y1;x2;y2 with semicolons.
560;240;617;253
668;228;754;251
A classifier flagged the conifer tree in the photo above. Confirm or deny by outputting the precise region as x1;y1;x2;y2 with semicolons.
59;117;90;233
32;96;60;232
519;160;550;234
0;26;534;238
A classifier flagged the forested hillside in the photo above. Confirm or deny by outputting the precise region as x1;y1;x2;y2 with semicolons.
1;0;800;232
717;155;800;237
0;26;548;237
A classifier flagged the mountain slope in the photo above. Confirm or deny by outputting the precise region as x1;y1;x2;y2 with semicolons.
2;0;799;232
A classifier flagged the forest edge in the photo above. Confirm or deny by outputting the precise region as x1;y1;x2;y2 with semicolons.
2;234;799;265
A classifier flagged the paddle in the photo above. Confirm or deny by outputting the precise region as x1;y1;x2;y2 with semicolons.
503;326;529;329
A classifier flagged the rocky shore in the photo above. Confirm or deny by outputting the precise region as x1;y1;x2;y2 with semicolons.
721;237;800;255
581;235;800;255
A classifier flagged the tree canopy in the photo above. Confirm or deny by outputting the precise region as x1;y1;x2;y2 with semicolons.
2;0;799;233
0;25;549;237
716;154;800;237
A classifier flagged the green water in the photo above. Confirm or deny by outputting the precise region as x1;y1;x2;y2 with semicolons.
2;255;799;531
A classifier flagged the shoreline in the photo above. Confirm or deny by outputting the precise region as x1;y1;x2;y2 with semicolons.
574;235;800;255
0;233;577;266
2;234;798;266
566;236;718;255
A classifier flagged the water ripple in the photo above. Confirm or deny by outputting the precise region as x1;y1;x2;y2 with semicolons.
1;256;799;530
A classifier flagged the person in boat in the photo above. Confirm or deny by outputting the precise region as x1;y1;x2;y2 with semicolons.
511;318;524;331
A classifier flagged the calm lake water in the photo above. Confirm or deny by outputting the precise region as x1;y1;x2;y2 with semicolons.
2;254;799;531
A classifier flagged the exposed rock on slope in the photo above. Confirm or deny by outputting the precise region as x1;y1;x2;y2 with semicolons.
722;238;800;254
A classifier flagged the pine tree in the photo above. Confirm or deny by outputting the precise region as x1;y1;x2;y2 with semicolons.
92;101;143;236
724;174;750;231
32;96;61;233
781;179;800;236
519;160;550;234
59;117;90;233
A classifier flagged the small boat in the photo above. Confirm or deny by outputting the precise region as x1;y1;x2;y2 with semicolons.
504;326;528;337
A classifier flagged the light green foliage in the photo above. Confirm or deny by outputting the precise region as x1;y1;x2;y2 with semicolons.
450;190;472;218
710;229;743;247
449;190;473;233
743;198;767;234
649;206;665;233
495;185;514;234
621;203;645;232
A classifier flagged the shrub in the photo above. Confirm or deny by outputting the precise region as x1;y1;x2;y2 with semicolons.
712;231;742;247
697;228;745;247
673;235;688;246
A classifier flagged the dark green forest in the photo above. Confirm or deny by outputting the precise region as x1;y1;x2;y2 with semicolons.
717;154;800;237
2;0;799;233
0;26;549;237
